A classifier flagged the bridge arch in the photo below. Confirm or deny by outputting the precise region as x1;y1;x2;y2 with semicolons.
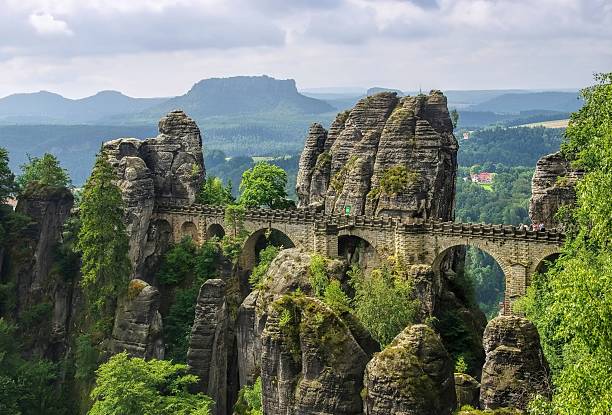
206;223;226;239
432;242;511;316
180;221;199;244
337;233;381;274
530;245;563;276
238;227;296;272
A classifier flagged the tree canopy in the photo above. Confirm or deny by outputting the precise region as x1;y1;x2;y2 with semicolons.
0;148;16;204
89;352;212;415
17;153;71;191
238;161;293;209
196;176;233;206
76;155;131;318
521;73;612;414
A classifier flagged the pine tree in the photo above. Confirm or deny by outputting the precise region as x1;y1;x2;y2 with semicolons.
77;155;131;318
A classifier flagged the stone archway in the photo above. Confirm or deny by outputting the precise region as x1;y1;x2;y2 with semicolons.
337;234;380;275
533;252;561;275
181;221;199;243
432;243;510;316
206;223;226;240
238;228;296;273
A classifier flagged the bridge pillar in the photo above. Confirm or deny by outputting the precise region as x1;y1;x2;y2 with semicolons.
314;222;339;258
504;263;529;315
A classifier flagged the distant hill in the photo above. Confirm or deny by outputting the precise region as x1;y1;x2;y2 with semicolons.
121;75;335;123
469;91;582;113
366;87;403;96
0;90;167;124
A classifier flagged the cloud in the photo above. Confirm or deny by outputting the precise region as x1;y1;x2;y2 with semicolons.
0;0;611;97
28;13;73;36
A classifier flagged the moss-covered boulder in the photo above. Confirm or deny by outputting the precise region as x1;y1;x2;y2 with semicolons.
455;373;480;409
480;316;551;410
261;294;371;415
363;324;456;415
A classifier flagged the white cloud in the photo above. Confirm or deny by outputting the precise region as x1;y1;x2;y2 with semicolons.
28;12;73;36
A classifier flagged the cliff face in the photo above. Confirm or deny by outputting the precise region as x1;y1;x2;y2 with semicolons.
103;110;205;278
9;186;75;358
530;151;583;228
296;91;458;220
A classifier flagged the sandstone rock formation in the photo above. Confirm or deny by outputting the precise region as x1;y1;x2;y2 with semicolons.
236;248;350;386
103;110;205;278
296;91;457;220
455;373;480;409
111;279;164;360
530;151;583;229
186;279;229;415
261;295;371;415
10;185;75;357
480;316;551;410
363;324;456;415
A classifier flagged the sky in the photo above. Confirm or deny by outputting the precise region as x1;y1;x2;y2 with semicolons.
0;0;610;98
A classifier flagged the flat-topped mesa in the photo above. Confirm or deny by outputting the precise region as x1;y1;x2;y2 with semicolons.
530;151;583;229
101;110;205;278
296;91;458;220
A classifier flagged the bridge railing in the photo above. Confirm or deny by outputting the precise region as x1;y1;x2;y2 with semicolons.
154;202;565;242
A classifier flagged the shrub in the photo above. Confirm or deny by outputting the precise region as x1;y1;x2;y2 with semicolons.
349;261;419;348
249;245;280;289
234;377;263;415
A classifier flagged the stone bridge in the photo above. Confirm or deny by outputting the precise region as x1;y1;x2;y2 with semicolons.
153;202;564;314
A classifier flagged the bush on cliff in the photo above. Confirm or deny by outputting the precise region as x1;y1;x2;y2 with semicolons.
349;260;419;348
88;352;212;415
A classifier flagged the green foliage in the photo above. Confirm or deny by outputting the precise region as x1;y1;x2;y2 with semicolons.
330;156;358;192
0;318;68;415
349;261;419;348
225;203;246;236
196;176;234;205
450;108;459;129
233;377;263;415
16;153;71;191
159;239;220;362
157;237;199;286
454;355;469;374
308;254;330;297
520;74;612;414
249;245;280;289
458;126;564;167
0;147;16;203
75;334;99;382
239;161;293;209
369;166;419;200
322;280;351;314
77;155;131;316
88;352;212;415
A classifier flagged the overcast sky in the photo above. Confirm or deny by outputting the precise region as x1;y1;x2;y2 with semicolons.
0;0;610;98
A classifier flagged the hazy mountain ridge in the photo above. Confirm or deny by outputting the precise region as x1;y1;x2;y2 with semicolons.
0;90;168;124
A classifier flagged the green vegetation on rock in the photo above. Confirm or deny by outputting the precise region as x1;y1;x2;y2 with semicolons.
196;176;234;206
349;260;419;348
16;153;71;192
519;73;612;414
234;377;263;415
77;155;131;318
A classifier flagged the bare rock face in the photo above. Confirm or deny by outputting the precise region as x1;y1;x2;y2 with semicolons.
111;279;164;360
363;324;456;415
187;279;229;415
102;110;205;278
261;295;371;415
10;185;75;357
455;373;480;409
530;151;583;229
296;91;457;219
480;316;551;410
